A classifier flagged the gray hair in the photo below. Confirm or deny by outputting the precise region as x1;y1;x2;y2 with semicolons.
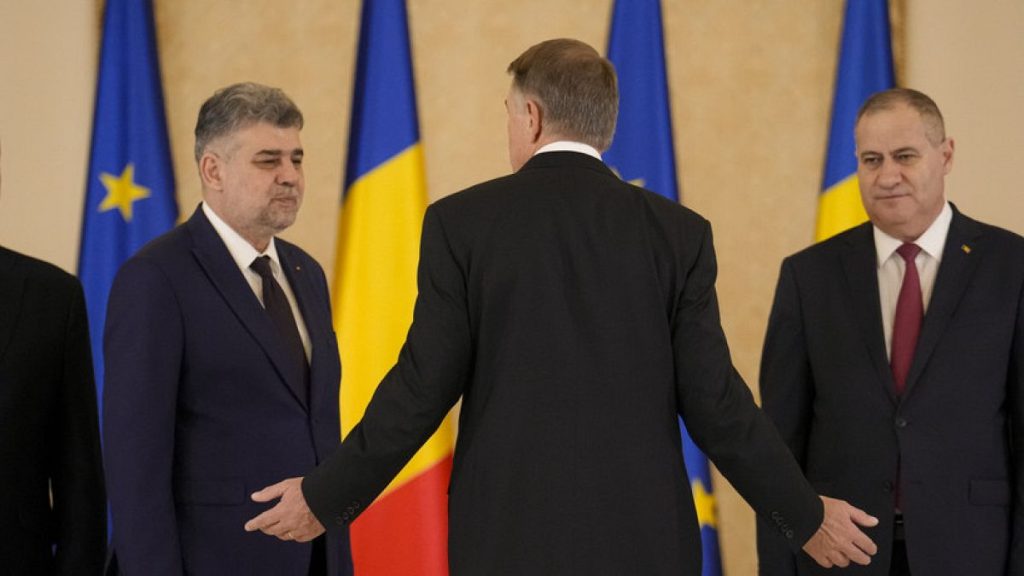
194;82;303;161
507;38;618;151
857;88;946;145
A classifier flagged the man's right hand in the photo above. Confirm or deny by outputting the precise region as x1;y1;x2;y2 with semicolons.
802;496;879;568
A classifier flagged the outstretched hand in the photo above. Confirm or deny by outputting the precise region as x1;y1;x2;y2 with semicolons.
244;477;325;543
802;496;879;568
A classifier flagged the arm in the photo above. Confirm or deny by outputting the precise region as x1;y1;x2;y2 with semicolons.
103;258;185;575
248;205;471;536
51;281;106;575
756;258;815;575
671;224;875;568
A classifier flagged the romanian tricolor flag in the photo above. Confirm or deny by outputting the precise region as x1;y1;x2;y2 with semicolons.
816;0;895;241
333;0;453;573
79;0;177;418
605;1;722;574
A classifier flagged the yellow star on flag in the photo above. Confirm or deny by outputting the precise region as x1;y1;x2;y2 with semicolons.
692;479;718;529
98;163;151;222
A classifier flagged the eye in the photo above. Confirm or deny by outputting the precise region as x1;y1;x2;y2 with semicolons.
895;152;917;163
861;155;881;167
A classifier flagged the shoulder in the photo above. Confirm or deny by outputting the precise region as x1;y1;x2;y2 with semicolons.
275;238;324;273
0;246;81;296
785;222;870;266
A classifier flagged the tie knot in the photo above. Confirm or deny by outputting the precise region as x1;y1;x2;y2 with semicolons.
250;255;274;279
896;243;921;263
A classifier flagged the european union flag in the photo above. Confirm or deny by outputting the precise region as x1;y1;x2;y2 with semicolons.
605;1;723;575
78;0;177;413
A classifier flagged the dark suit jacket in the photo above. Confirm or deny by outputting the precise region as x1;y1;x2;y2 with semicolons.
0;246;106;575
757;207;1024;575
103;206;352;575
303;151;822;574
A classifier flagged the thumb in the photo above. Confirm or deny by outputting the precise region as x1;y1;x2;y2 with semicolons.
251;481;288;503
847;504;879;528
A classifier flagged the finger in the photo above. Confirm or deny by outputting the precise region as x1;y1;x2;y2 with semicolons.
848;505;880;527
841;541;872;566
244;511;278;532
251;481;288;503
829;549;850;568
850;527;878;556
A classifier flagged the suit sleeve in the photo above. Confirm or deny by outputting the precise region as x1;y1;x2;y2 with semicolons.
755;257;815;575
51;280;106;575
103;257;185;575
1009;270;1024;571
304;205;470;530
670;223;822;555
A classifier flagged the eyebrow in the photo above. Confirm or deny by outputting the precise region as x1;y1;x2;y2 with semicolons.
252;148;304;157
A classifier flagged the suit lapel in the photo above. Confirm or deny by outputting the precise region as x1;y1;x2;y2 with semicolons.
0;248;26;362
278;244;332;408
839;225;898;404
184;208;309;409
903;210;983;398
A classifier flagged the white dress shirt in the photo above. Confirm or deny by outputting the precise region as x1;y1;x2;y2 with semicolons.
875;202;953;359
202;202;311;360
535;140;603;161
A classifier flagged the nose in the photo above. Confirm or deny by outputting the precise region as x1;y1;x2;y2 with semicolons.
276;159;302;187
876;158;901;188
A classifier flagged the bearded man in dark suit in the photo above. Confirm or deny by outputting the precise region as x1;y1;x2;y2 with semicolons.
103;83;352;575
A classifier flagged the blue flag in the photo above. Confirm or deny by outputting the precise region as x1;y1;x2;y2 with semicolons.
78;0;177;414
816;0;895;241
605;1;723;575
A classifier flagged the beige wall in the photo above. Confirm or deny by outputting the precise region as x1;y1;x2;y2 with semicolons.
2;2;1022;573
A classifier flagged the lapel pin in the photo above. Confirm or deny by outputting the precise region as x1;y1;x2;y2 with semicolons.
961;244;971;254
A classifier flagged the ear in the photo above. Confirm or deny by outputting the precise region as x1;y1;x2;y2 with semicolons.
525;99;543;143
199;152;224;191
941;137;955;174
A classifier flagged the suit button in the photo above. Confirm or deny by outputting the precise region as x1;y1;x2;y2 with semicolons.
883;481;894;492
335;517;345;526
894;417;908;429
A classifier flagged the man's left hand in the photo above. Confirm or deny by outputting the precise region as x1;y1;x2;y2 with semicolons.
244;477;325;542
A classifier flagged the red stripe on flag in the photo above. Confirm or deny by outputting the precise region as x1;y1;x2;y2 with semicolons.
350;454;453;575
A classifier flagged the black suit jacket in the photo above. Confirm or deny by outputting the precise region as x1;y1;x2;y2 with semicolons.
757;207;1024;575
304;151;822;574
0;246;106;575
103;206;352;575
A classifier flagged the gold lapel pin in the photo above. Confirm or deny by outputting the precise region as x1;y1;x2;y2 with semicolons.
961;244;971;254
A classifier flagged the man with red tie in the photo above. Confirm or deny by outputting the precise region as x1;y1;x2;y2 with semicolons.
757;88;1024;575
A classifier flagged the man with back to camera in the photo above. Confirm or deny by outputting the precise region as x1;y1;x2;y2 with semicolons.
102;82;352;575
0;144;106;574
246;39;880;574
757;88;1024;575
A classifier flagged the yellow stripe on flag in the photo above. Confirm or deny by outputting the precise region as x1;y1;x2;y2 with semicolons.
815;174;869;242
333;143;454;498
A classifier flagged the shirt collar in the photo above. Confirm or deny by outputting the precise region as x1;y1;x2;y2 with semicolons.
202;202;281;272
535;140;603;161
873;201;953;267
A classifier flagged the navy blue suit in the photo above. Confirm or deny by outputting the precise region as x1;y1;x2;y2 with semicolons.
103;206;352;575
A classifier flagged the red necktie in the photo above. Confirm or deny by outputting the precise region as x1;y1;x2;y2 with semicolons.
890;243;923;395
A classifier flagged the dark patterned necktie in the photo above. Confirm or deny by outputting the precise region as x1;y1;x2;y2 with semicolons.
250;255;309;403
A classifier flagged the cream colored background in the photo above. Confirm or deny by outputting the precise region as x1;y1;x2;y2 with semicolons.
2;1;1022;573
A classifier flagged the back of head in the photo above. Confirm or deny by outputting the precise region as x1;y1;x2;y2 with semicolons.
507;38;618;151
194;82;304;161
856;87;946;145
